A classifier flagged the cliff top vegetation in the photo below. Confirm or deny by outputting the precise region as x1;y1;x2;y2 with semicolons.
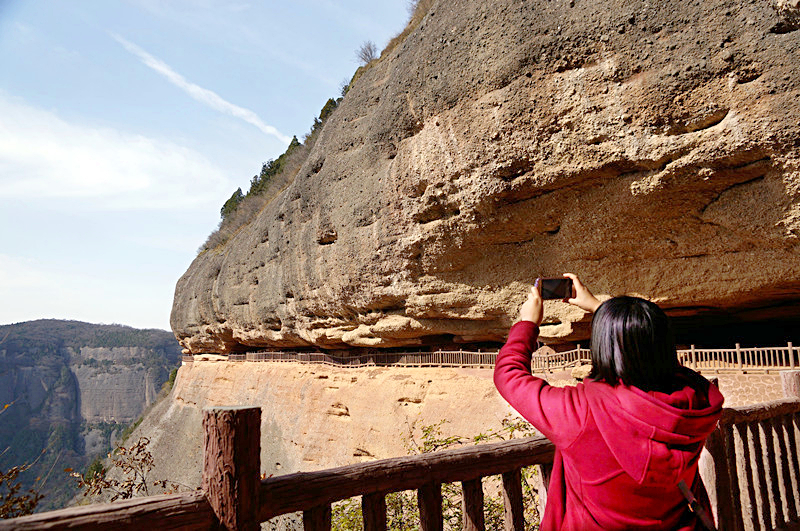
0;320;180;357
199;0;434;254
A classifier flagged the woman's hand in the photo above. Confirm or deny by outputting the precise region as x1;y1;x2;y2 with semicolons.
563;273;601;312
519;281;544;325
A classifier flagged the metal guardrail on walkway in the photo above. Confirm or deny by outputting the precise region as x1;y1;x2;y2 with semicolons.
184;342;798;374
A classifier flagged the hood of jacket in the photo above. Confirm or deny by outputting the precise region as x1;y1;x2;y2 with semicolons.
583;367;724;486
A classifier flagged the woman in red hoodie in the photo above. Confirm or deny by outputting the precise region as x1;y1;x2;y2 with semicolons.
494;274;724;530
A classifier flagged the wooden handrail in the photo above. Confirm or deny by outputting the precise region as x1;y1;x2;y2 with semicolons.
257;435;555;520
718;397;800;426
0;491;215;530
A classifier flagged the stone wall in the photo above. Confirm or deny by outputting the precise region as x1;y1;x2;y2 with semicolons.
708;372;784;406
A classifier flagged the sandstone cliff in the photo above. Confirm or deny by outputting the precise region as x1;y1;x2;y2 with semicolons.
129;361;782;501
172;0;800;353
127;362;511;494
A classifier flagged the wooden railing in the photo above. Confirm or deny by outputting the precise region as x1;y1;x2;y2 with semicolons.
703;397;800;530
5;383;800;531
236;350;503;368
529;347;590;372
678;342;798;373
185;342;799;374
0;406;553;531
258;436;554;529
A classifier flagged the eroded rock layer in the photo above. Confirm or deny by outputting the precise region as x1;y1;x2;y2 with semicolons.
127;362;782;503
172;0;800;353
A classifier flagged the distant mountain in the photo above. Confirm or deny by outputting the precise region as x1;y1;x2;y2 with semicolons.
0;319;181;511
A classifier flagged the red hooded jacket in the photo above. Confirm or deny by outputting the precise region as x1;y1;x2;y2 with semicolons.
494;321;724;530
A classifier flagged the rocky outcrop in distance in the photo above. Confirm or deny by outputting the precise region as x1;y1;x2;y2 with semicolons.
0;320;181;510
172;0;800;353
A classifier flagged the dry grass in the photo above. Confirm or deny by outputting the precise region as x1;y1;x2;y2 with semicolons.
384;0;435;59
348;0;434;89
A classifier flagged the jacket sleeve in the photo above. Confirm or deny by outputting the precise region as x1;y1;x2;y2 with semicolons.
493;321;587;448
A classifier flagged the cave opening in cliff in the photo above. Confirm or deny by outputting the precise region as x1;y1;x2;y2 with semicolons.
670;313;800;349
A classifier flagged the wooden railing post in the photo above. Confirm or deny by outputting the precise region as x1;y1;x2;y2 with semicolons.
691;345;696;369
790;342;796;370
781;412;800;520
782;371;800;399
699;426;733;528
461;478;485;530
501;469;525;531
736;343;742;370
304;505;332;531
533;463;553;524
203;406;261;531
418;483;443;531
362;492;387;531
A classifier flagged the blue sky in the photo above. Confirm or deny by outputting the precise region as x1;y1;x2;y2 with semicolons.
0;0;409;331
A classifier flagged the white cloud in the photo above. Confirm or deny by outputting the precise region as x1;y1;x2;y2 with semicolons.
125;2;339;88
0;92;231;209
111;33;292;144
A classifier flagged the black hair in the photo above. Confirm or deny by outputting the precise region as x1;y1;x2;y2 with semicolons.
589;296;679;392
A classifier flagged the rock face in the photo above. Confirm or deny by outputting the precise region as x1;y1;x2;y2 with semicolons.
71;347;162;423
172;0;800;353
125;362;513;496
130;361;782;503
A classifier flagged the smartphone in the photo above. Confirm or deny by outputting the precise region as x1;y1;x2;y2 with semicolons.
540;277;573;300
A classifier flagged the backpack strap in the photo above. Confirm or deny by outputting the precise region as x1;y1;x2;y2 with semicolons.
678;479;717;531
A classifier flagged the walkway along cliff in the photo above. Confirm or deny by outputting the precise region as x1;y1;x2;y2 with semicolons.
171;0;800;354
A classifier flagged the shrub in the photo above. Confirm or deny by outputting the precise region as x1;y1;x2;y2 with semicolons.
318;99;338;123
69;437;183;501
119;417;142;443
356;41;378;64
386;0;434;58
200;97;342;253
249;136;303;197
0;463;44;519
346;0;434;91
161;368;178;393
167;368;178;389
84;457;103;483
220;188;244;222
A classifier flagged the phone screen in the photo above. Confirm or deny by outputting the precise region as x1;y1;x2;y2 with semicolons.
540;278;573;300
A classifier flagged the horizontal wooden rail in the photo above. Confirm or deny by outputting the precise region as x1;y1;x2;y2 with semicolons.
257;435;555;521
718;397;800;426
0;491;215;531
